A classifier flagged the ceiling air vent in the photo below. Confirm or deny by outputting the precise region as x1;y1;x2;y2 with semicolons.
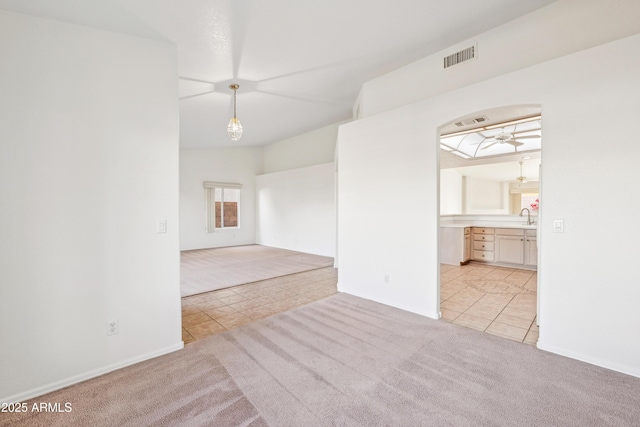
454;116;488;127
444;45;476;69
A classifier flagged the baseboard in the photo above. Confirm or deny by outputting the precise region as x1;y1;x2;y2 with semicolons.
2;342;184;404
537;340;640;379
338;287;439;320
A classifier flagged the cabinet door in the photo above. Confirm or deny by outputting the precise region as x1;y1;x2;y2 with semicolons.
464;234;471;261
496;235;524;264
440;227;465;265
525;237;538;266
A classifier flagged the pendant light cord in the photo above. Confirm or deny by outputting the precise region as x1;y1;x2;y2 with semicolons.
233;88;237;119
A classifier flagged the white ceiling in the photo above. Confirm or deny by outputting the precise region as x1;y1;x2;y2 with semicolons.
0;0;555;149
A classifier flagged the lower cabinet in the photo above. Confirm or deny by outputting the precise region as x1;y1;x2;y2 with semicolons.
495;228;525;264
440;226;472;265
473;227;537;269
472;228;495;261
525;230;538;267
463;228;471;262
442;226;537;269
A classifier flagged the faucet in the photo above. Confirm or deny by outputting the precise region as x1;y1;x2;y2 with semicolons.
519;208;534;225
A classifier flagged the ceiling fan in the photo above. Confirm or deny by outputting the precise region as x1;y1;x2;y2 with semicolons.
480;130;540;150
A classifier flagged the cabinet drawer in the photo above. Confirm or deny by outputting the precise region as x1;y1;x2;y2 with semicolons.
496;228;524;236
526;229;537;237
473;234;495;242
474;228;494;234
464;227;471;235
473;250;495;261
473;241;494;251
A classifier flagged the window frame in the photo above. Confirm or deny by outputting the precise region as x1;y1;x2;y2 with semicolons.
203;181;242;233
510;189;539;215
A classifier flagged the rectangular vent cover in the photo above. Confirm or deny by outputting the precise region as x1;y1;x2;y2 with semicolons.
454;116;488;127
444;45;476;69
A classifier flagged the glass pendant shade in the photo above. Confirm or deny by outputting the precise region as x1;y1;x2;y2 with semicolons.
227;117;243;141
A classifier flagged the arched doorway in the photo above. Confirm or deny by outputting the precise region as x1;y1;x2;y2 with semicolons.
437;105;542;345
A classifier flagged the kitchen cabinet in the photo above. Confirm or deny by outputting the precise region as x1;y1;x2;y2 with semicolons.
525;229;538;266
495;228;525;264
472;228;495;262
440;226;472;265
442;225;536;270
464;228;471;262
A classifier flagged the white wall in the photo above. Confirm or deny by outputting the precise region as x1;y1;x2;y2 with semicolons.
179;121;339;253
359;0;640;118
442;173;510;215
338;106;439;317
0;11;181;401
256;163;335;257
264;122;342;173
338;33;640;377
440;169;462;215
464;177;509;214
179;147;263;250
257;122;340;259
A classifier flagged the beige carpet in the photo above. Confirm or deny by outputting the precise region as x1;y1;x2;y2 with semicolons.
180;245;334;297
6;293;640;426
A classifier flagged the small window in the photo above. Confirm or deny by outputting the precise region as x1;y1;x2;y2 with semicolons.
204;182;242;232
511;191;539;214
521;193;539;212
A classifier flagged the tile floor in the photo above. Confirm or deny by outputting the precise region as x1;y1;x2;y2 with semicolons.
181;266;338;344
181;262;538;347
440;262;539;345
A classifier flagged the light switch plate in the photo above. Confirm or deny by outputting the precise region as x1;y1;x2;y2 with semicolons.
553;219;564;233
157;220;167;234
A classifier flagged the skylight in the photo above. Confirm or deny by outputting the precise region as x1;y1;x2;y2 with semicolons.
441;116;541;159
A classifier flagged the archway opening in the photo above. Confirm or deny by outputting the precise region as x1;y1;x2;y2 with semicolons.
437;105;542;346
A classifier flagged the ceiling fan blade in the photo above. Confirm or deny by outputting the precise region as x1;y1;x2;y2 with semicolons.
507;140;525;147
513;135;540;139
481;141;500;150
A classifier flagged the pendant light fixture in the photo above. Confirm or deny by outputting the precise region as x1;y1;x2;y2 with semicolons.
227;84;243;141
516;160;528;183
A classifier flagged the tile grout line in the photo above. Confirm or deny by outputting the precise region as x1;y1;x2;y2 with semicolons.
181;267;338;344
440;264;538;345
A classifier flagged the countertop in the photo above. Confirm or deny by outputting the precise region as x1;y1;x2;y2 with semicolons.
440;222;537;230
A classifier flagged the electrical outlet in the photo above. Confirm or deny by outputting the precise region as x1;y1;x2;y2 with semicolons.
384;274;390;284
107;319;119;336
